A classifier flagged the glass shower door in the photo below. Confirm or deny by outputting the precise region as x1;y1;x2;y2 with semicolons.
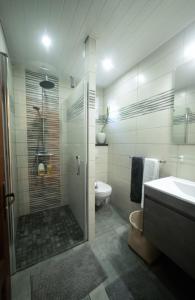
0;52;16;274
13;72;88;271
67;79;88;240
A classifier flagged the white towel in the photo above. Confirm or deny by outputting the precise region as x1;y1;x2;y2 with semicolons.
141;158;159;208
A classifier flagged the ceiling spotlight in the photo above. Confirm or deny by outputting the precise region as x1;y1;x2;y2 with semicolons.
138;73;145;84
184;42;195;60
102;58;114;71
41;34;51;49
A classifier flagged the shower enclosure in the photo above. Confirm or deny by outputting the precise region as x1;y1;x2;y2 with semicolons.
2;62;88;272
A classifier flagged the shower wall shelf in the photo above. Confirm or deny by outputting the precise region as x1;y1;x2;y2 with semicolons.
35;152;53;177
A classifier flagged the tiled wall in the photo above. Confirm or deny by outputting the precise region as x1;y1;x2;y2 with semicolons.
96;87;104;136
95;146;108;183
13;66;71;216
84;36;96;240
103;21;195;219
25;70;62;213
13;66;30;216
95;88;108;184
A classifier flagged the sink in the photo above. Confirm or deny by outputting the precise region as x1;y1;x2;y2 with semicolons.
144;176;195;204
173;180;195;198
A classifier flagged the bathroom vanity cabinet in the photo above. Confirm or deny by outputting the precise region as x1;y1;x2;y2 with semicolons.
143;184;195;279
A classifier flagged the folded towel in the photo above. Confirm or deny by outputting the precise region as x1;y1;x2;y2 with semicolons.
130;157;144;203
141;158;159;208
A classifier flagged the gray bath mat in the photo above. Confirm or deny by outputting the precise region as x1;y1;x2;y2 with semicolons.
31;244;107;300
106;264;175;300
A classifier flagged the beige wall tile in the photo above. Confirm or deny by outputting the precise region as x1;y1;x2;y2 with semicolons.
101;22;195;219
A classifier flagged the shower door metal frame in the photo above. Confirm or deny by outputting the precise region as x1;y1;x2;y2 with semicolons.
83;79;89;241
0;52;16;278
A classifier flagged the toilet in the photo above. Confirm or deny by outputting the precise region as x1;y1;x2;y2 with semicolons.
95;181;112;206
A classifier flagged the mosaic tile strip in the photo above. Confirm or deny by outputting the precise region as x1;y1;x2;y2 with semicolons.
96;114;106;125
89;89;95;109
67;95;84;120
26;70;62;213
67;88;95;121
106;89;174;123
173;112;195;125
15;205;84;270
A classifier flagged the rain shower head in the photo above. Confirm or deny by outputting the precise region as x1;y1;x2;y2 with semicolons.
40;75;55;89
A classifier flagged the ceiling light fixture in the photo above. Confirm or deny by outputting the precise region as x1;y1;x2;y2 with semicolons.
41;34;51;49
138;73;145;84
102;58;114;71
184;42;195;60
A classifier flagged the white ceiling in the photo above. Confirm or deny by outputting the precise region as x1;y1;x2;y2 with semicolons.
1;0;195;87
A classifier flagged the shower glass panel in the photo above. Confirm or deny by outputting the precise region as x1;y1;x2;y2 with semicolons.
0;52;17;275
13;71;87;271
67;80;87;236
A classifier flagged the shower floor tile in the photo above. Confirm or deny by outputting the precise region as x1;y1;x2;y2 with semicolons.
15;205;84;270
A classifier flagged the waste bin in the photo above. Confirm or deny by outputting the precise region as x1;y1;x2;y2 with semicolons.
128;210;160;264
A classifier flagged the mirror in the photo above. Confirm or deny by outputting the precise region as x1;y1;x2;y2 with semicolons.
172;60;195;144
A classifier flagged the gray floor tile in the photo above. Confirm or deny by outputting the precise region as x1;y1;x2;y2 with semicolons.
11;271;31;300
82;296;91;300
16;205;84;270
12;204;195;300
90;283;109;300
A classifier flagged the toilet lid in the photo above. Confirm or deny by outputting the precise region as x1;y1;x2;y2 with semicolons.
95;181;112;195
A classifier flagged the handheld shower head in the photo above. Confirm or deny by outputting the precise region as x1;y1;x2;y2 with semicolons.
33;106;41;118
33;106;40;111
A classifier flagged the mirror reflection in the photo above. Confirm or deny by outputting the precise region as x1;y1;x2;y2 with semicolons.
173;60;195;144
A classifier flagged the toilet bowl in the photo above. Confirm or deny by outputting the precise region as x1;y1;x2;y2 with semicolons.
95;181;112;206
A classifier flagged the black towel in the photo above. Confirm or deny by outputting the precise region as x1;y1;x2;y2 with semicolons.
130;157;144;203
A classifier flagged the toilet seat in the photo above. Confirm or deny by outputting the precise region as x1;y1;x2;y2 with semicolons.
95;181;112;199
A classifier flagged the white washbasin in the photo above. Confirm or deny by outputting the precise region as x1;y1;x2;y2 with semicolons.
144;176;195;205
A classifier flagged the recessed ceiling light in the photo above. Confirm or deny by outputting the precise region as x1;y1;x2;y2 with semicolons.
138;73;145;84
184;42;195;60
102;58;114;71
41;34;51;49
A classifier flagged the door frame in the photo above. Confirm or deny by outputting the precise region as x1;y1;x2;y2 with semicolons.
0;51;11;300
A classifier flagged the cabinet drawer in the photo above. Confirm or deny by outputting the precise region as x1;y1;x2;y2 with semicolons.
144;196;195;279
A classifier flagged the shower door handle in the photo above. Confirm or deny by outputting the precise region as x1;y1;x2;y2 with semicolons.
5;193;15;207
76;155;80;176
4;183;15;208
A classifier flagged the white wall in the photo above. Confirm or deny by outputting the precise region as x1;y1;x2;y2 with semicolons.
85;36;96;240
96;87;104;133
95;87;108;184
95;146;108;183
103;21;195;219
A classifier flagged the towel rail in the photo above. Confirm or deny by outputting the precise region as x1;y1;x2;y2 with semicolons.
128;156;166;163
